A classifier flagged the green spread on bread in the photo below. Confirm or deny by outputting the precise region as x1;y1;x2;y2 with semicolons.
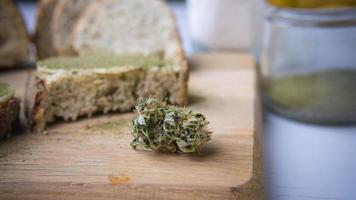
38;54;171;71
0;83;13;99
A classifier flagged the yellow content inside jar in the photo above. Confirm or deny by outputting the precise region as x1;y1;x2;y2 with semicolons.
268;0;356;8
264;69;356;123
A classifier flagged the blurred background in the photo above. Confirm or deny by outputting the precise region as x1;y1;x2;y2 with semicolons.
13;0;356;199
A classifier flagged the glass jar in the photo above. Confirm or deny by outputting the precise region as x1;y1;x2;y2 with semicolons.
260;7;356;124
187;0;262;52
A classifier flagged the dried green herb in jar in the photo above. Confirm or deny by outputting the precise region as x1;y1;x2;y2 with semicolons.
264;69;356;123
131;97;212;153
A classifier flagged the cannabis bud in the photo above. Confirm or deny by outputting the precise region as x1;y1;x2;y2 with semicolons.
131;98;212;153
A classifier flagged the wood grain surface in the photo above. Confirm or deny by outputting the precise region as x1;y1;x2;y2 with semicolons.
0;53;263;200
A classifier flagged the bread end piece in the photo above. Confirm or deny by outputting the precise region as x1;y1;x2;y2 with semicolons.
0;83;20;139
0;0;30;67
25;74;47;133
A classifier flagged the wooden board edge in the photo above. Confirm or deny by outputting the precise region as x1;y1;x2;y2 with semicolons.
232;58;264;200
232;98;264;200
0;182;241;200
188;52;255;70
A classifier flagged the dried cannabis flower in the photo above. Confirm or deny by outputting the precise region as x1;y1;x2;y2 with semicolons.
131;98;212;153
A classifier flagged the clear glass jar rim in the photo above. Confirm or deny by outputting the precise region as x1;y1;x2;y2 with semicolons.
266;7;356;27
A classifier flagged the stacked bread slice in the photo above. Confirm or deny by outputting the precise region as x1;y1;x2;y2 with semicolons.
28;0;188;131
0;0;29;67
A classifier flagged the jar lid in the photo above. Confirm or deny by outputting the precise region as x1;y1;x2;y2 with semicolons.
266;0;356;9
267;7;356;27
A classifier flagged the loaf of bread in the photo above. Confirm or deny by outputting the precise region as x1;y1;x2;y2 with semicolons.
28;0;188;131
0;0;29;67
27;54;188;132
0;83;20;139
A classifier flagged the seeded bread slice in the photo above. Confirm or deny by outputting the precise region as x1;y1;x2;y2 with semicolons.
27;54;187;132
0;83;20;139
34;0;58;59
0;0;29;67
52;0;92;56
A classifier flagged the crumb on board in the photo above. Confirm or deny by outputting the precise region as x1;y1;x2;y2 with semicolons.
108;175;132;185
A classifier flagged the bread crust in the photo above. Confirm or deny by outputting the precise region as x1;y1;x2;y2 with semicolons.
34;0;58;59
52;0;93;56
0;0;29;67
25;73;47;132
167;24;189;106
166;4;189;106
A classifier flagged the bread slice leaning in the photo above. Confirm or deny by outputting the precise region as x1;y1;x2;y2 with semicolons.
34;0;59;59
73;0;184;59
0;0;29;67
0;83;20;139
52;0;93;56
27;0;188;132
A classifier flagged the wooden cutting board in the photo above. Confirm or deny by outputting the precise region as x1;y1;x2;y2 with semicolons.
0;53;263;200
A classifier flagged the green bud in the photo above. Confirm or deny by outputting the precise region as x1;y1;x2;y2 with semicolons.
131;97;212;153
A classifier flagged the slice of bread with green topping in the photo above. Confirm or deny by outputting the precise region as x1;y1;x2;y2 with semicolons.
0;83;20;139
27;54;188;131
0;0;29;67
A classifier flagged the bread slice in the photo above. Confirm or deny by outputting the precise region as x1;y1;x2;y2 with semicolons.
34;0;59;59
52;0;92;56
72;0;184;60
0;83;20;139
27;54;188;132
0;0;29;67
